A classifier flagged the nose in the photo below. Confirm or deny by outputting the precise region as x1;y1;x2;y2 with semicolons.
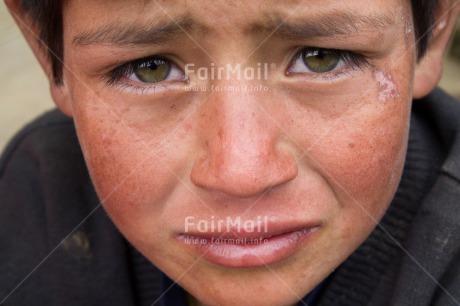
190;87;298;198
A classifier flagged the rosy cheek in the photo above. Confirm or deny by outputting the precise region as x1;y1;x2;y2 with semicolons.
319;123;406;205
302;72;410;215
71;101;175;227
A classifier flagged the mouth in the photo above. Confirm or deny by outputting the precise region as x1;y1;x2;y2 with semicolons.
177;222;321;268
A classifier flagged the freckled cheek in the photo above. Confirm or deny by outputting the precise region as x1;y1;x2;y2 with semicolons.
303;112;409;250
313;115;408;214
71;101;192;229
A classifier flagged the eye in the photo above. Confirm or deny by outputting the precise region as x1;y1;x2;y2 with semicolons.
301;49;341;73
131;58;172;83
108;56;186;85
288;47;369;75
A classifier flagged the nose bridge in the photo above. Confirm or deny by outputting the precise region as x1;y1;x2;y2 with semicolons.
215;91;270;171
190;87;298;198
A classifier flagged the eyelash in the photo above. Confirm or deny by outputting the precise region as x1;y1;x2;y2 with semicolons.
105;47;372;92
106;56;187;93
287;47;371;80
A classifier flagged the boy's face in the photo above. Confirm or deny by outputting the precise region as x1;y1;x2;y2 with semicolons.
62;0;414;305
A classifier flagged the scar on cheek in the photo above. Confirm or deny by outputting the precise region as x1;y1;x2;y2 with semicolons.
372;70;400;103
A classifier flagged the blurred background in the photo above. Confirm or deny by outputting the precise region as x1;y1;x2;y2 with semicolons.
1;2;460;152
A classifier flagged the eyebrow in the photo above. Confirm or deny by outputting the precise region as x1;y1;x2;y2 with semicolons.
72;16;198;46
72;10;395;47
251;11;395;40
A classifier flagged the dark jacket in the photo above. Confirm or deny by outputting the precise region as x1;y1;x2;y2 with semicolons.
1;88;459;306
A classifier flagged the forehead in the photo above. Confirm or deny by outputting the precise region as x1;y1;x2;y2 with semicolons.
64;0;409;39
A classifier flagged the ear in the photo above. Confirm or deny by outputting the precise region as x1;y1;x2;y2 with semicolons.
5;0;73;116
413;0;460;99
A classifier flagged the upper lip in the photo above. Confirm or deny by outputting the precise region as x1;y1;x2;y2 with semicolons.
178;221;321;240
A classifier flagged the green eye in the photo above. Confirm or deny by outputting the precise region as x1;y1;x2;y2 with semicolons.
134;59;171;83
302;49;340;73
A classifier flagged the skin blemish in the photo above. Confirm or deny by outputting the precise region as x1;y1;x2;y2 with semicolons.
372;70;400;103
401;9;414;46
405;25;412;35
404;19;413;44
402;18;414;52
437;18;447;30
404;18;412;36
218;128;223;141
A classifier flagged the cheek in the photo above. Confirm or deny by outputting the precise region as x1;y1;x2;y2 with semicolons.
291;69;411;220
70;89;195;238
316;112;408;210
335;101;409;217
282;70;412;266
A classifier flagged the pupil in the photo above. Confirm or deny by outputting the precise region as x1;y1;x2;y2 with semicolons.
149;63;159;70
135;59;170;83
303;49;339;73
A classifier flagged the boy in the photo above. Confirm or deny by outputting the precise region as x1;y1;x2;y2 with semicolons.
1;0;460;305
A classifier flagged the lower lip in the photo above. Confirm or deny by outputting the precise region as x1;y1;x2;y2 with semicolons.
177;227;319;268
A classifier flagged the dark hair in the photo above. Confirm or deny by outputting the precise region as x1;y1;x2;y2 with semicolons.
18;0;64;84
18;0;439;85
